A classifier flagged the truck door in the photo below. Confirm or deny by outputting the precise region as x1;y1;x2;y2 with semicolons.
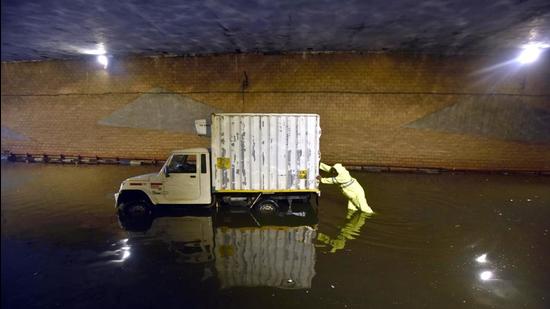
163;154;201;202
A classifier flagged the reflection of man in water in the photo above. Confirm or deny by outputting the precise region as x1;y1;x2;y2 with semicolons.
317;210;369;253
317;162;374;214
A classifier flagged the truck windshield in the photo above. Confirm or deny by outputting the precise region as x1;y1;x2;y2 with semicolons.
167;154;197;173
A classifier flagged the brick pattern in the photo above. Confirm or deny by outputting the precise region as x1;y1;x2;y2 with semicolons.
2;53;550;171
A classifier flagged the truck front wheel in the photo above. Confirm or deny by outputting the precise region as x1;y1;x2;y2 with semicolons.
117;199;154;232
118;199;153;219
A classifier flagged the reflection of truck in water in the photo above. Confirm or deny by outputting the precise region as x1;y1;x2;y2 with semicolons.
121;207;318;290
115;114;321;216
127;215;215;264
215;225;316;289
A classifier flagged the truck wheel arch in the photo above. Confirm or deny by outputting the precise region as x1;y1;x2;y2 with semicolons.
117;190;154;206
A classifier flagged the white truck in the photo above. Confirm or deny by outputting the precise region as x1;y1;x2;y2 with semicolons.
115;113;321;216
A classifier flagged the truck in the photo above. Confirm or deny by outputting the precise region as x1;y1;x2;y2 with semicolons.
115;113;321;217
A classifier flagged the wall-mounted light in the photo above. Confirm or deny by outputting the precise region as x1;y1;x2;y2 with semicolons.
80;43;107;55
97;55;109;69
516;42;549;64
77;43;110;69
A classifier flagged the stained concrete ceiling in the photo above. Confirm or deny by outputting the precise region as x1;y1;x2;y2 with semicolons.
2;0;550;61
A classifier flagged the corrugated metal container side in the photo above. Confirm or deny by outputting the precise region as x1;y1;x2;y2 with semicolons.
214;226;317;289
211;113;321;192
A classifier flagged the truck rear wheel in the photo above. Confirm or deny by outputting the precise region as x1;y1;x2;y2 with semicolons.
254;199;279;216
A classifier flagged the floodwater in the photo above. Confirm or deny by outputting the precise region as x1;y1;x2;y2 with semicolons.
1;162;549;309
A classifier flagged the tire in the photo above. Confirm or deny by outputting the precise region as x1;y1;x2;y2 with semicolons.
117;200;153;231
119;199;152;217
253;199;279;216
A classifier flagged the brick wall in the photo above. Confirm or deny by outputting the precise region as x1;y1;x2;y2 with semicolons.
2;53;550;171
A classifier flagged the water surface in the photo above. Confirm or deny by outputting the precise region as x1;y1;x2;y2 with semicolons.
2;162;549;308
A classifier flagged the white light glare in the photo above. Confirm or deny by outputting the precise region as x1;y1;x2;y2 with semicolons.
475;253;488;264
479;270;493;281
97;55;109;69
517;43;549;64
119;244;131;262
121;250;131;260
81;43;106;55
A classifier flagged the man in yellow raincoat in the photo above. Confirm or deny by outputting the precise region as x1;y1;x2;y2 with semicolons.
318;162;374;214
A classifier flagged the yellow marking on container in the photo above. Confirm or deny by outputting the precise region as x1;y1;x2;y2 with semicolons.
298;169;308;179
218;245;234;257
216;157;231;169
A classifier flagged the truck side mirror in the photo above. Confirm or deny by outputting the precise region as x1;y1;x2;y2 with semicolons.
164;166;170;177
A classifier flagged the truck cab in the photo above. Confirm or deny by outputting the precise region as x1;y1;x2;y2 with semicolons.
116;148;212;216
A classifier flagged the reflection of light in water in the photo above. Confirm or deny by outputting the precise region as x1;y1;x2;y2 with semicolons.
97;239;132;264
117;239;131;262
476;253;488;264
479;270;493;281
121;250;131;260
284;278;296;288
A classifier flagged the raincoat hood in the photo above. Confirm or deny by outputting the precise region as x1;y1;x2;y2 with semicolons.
333;163;349;177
